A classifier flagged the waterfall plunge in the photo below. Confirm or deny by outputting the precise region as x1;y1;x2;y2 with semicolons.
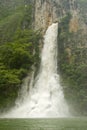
1;23;70;118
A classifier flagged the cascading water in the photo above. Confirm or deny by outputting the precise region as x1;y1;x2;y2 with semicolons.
1;23;70;118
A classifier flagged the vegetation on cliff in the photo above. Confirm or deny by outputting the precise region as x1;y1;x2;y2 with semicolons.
58;13;87;115
0;4;41;110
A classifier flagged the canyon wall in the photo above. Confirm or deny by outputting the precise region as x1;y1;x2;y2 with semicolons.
34;0;78;31
33;0;87;115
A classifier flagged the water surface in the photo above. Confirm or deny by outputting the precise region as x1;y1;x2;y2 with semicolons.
0;118;87;130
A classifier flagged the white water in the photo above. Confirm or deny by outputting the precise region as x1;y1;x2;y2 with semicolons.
1;23;70;118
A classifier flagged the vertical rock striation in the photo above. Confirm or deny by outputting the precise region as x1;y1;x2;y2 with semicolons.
34;0;78;31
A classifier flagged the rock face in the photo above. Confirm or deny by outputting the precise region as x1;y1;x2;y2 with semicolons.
34;0;78;31
0;0;79;31
33;0;87;56
33;0;87;115
34;0;58;31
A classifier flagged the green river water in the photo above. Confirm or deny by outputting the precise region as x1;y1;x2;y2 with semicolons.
0;118;87;130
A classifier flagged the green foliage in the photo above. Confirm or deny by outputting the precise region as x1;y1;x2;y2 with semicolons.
59;13;71;32
0;4;41;110
0;5;33;44
0;0;25;20
0;42;34;69
58;13;87;115
77;0;87;22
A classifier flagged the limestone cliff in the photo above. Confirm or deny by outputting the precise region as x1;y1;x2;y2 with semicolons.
34;0;78;32
33;0;87;115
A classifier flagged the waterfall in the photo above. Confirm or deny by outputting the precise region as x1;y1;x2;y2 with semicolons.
1;23;70;118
